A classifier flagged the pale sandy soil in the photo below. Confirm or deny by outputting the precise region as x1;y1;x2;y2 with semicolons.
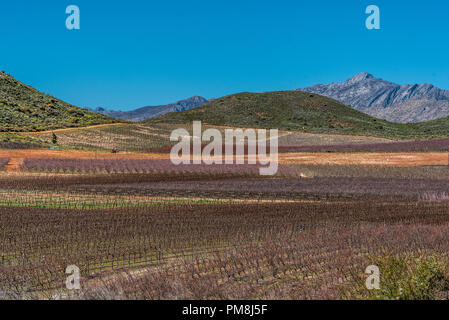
279;152;449;167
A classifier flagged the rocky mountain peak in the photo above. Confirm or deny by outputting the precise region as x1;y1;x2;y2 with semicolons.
300;73;449;123
347;72;374;83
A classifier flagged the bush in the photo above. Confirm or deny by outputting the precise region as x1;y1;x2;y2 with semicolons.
345;251;449;300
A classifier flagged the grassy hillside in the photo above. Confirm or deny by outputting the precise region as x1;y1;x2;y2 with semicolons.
147;91;449;139
0;71;121;132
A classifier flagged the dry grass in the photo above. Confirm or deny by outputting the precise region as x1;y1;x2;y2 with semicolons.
280;152;449;167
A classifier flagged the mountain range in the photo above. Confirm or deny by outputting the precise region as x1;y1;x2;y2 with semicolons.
147;90;449;139
3;69;449;139
93;96;208;122
300;73;449;123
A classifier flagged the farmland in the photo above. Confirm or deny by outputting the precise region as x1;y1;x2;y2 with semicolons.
1;142;449;300
2;112;449;300
19;122;390;152
13;122;449;155
3;201;449;300
2;0;449;304
277;137;449;153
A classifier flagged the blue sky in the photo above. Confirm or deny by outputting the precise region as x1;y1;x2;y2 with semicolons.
0;0;448;110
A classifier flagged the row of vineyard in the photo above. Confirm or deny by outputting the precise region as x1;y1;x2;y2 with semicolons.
4;172;449;200
0;158;10;169
2;200;449;299
19;158;296;176
277;137;449;153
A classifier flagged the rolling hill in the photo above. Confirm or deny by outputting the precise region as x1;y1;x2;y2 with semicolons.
147;90;449;139
0;71;121;132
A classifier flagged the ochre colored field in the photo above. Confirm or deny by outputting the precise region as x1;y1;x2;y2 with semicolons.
0;149;170;160
280;152;449;167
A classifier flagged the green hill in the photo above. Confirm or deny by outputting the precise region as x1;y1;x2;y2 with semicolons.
0;71;121;132
147;91;449;139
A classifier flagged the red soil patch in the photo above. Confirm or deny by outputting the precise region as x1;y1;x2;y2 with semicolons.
4;158;24;173
0;149;170;160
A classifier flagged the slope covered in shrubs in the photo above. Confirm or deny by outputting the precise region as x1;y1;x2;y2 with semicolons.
0;71;120;132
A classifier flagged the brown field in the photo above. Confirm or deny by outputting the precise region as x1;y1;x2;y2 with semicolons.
0;149;169;172
2;137;449;300
3;201;449;300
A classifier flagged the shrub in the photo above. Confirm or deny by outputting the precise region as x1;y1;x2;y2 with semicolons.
345;251;449;300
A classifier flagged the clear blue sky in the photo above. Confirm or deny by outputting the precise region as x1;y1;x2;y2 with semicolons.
0;0;448;110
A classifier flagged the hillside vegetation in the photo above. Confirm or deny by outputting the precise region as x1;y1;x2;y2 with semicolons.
0;71;120;132
148;91;449;139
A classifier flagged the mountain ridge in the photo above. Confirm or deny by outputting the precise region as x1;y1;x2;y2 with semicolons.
93;96;208;122
300;73;449;123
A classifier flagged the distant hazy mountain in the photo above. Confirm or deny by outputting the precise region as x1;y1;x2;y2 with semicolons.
300;73;449;123
94;96;208;122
